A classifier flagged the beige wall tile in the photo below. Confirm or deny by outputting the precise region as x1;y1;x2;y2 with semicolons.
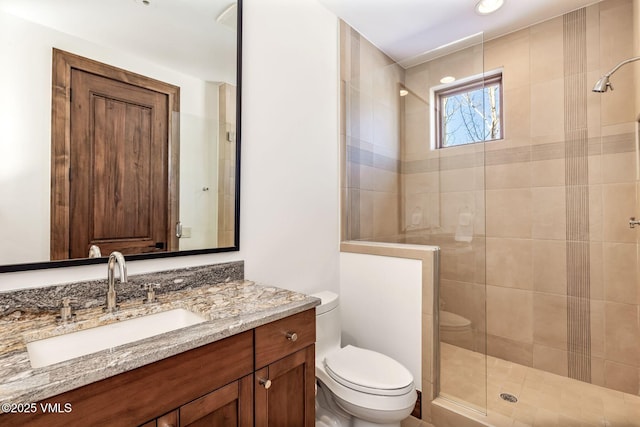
533;239;567;295
604;360;640;395
532;186;566;240
357;36;376;94
591;300;605;359
503;85;531;140
484;28;530;90
604;301;640;366
348;87;374;143
603;242;638;303
404;172;439;195
486;237;533;290
358;164;375;191
486;188;532;238
533;293;567;350
487;334;533;367
486;162;532;190
591;357;605;387
403;109;431;157
590;242;604;300
599;0;634;62
439;279;485;332
373;64;403;111
439;167;484;192
530;16;564;84
602;183;636;243
585;4;601;72
533;344;568;376
602;152;637;184
372;168;400;194
601;67;635;126
340;188;348;241
589;184;603;241
422;313;433;385
441;242;476;282
531;159;565;187
373;102;400;154
429;45;484;86
373;191;399;238
440;191;482;236
487;285;533;344
601;122;636;136
587;72;603;130
530;79;564;138
359;190;374;239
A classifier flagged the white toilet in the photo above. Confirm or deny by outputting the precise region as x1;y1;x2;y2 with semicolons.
313;291;417;427
439;310;474;351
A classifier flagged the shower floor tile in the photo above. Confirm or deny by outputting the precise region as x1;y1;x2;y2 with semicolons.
439;342;640;426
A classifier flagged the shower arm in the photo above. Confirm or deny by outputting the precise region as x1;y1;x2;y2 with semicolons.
602;56;640;79
603;56;640;77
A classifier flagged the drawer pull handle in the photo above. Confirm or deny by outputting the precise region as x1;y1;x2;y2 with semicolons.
259;378;272;389
286;331;298;342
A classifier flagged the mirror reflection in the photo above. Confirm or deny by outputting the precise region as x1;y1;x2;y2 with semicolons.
0;0;240;267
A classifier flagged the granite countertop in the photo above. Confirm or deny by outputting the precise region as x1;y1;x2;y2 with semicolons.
0;280;320;404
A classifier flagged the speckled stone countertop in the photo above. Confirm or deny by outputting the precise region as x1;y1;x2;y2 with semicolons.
0;279;319;404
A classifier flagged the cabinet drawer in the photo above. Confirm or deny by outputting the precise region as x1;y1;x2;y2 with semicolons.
255;309;315;368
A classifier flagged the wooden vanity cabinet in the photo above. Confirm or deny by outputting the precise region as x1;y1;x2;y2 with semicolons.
0;330;253;427
254;309;316;427
0;308;316;427
141;375;253;427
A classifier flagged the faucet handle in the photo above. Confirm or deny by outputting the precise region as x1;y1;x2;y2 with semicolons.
141;283;159;304
57;298;78;323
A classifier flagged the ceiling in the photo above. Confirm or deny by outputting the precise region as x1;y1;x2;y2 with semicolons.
317;0;600;66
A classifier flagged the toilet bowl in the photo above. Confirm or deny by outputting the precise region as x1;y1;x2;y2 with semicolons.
439;310;474;351
313;291;417;427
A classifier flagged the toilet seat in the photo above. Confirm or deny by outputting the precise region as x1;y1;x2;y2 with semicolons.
324;345;414;396
440;310;471;331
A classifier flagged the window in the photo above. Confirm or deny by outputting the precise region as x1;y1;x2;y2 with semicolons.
434;72;503;148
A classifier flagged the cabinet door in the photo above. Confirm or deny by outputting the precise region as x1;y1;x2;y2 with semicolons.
255;345;315;427
139;410;178;427
180;375;253;427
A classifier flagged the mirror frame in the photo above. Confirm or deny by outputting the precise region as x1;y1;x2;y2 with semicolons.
0;0;242;273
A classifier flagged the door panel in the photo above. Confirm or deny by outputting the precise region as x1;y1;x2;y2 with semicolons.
180;375;252;427
70;69;169;258
255;346;315;427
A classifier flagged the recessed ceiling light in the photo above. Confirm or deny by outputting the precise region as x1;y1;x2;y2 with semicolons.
440;76;456;84
399;89;409;97
475;0;504;15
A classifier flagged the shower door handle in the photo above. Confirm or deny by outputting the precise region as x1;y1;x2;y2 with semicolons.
629;217;640;228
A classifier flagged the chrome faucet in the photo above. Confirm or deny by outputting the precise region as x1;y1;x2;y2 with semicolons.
88;245;102;258
105;251;127;312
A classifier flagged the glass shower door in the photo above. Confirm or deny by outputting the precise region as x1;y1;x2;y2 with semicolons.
401;33;488;414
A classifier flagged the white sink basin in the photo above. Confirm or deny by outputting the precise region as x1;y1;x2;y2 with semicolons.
27;308;206;369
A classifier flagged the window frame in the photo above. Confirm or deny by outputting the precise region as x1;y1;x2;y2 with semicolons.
433;70;504;149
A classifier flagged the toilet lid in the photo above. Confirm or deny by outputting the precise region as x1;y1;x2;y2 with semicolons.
324;345;414;396
440;311;471;328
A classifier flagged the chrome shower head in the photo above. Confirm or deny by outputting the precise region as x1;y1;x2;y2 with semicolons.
592;76;612;93
592;56;640;93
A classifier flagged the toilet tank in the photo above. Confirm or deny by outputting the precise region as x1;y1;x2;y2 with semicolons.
311;291;341;361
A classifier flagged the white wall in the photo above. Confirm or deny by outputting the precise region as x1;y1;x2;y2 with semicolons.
340;252;423;389
0;0;341;295
240;0;340;295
